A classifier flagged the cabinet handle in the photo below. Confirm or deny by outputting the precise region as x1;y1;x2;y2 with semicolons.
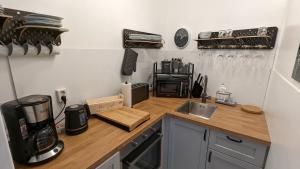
208;151;212;163
226;136;243;143
203;129;207;141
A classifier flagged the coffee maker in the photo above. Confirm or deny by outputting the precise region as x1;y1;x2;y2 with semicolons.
1;95;64;164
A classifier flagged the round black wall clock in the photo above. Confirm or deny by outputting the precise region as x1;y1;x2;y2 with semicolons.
174;28;189;48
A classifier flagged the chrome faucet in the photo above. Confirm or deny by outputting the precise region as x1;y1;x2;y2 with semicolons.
201;75;210;103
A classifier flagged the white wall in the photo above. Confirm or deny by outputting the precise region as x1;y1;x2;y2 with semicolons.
0;53;15;168
0;0;295;168
0;52;15;103
162;0;287;50
1;0;164;117
1;0;288;110
264;0;300;168
154;0;288;106
0;111;14;169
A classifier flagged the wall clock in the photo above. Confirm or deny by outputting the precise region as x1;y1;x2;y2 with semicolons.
174;28;189;48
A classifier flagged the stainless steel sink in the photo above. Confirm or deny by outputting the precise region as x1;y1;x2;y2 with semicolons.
176;101;217;119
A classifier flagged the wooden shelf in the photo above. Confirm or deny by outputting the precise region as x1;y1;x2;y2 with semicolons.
195;35;271;41
15;25;68;44
198;45;269;49
15;25;68;35
123;29;163;49
0;8;68;47
125;40;162;44
0;14;13;31
196;27;278;49
0;14;13;19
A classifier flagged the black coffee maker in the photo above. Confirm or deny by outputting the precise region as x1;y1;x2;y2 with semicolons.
1;95;64;164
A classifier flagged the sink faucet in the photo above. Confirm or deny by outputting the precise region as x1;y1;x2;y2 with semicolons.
201;75;209;103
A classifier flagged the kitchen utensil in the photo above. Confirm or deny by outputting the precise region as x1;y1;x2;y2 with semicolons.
64;104;88;135
241;105;263;114
199;76;204;95
226;29;233;37
161;60;172;73
257;27;268;36
218;30;226;38
94;106;150;131
192;73;202;98
199;32;212;39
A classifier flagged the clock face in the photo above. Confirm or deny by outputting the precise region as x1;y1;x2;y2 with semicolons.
174;28;189;48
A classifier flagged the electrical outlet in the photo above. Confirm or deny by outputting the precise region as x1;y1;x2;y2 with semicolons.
55;88;66;103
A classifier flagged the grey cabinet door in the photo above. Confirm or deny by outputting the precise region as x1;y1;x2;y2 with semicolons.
206;149;261;169
96;152;120;169
209;130;267;167
167;118;208;169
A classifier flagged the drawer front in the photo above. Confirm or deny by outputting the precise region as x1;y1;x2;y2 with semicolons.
209;130;268;167
206;149;261;169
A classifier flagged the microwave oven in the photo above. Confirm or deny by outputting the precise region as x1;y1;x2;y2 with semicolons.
156;76;189;98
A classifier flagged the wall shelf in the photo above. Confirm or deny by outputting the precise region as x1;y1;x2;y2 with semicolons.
0;14;13;32
125;40;162;44
196;27;278;49
195;35;271;41
123;29;163;49
15;25;69;45
0;8;68;55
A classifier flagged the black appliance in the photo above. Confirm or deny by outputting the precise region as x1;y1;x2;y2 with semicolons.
156;76;189;98
64;104;88;135
161;60;172;73
121;121;162;169
1;95;64;164
132;83;149;106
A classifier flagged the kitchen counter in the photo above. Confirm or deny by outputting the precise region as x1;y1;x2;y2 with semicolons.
15;96;270;169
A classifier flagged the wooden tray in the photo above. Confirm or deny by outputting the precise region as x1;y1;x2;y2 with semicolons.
94;106;150;131
241;105;263;114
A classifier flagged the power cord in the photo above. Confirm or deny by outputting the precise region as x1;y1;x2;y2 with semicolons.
54;96;67;122
55;117;65;125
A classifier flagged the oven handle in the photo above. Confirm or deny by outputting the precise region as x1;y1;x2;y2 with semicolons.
123;133;162;167
180;82;183;97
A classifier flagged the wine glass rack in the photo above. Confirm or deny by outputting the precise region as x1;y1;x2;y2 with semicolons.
195;27;278;49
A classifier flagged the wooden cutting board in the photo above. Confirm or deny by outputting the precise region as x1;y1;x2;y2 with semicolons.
241;105;263;114
94;106;150;131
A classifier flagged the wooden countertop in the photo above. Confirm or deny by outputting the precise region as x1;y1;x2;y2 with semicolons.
15;96;270;169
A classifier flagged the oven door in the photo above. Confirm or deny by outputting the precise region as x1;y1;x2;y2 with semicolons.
122;132;162;169
156;80;180;97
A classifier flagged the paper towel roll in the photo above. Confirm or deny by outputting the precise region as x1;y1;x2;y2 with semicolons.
121;82;132;107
